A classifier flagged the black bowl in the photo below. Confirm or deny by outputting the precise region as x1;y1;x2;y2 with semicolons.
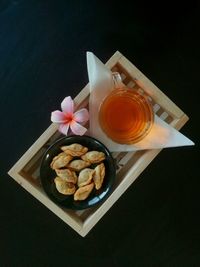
40;135;116;210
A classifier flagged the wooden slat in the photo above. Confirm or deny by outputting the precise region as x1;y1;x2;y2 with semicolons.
10;172;83;233
118;56;184;119
106;51;123;68
8;51;190;238
8;123;58;176
80;113;189;237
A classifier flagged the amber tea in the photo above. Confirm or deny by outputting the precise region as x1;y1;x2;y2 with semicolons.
99;87;154;144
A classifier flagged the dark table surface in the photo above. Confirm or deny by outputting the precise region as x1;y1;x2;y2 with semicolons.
1;1;200;266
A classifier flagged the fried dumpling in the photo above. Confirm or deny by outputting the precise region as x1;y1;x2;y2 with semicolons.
74;183;94;201
55;168;77;184
54;177;76;195
93;163;105;190
77;168;95;187
61;143;88;157
81;151;105;164
50;152;73;169
67;159;90;171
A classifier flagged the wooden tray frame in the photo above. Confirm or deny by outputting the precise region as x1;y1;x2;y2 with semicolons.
8;51;189;237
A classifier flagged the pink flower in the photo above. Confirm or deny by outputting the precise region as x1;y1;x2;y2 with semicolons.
51;96;89;136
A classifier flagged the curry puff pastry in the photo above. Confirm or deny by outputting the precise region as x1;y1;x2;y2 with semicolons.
67;159;90;171
61;143;88;157
81;151;105;164
55;168;77;184
51;143;107;201
93;163;105;190
78;168;95;187
54;177;76;195
50;152;73;169
74;183;94;201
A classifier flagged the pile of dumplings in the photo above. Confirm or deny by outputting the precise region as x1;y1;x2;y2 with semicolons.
50;143;106;201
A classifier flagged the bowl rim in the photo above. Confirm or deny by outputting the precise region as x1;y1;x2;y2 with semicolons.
39;135;116;210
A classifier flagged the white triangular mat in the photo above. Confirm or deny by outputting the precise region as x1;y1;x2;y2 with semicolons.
87;52;194;151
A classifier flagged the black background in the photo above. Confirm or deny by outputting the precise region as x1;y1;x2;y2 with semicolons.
1;1;200;266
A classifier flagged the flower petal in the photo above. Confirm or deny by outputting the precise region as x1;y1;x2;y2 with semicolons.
51;111;66;123
74;108;89;123
61;96;74;114
70;121;87;136
59;123;70;135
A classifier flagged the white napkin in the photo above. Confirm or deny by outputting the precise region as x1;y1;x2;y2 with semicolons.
87;52;194;151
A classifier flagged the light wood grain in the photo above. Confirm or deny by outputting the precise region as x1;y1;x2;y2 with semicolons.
8;51;189;237
118;56;184;118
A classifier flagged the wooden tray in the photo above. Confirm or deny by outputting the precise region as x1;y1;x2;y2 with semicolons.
8;51;189;237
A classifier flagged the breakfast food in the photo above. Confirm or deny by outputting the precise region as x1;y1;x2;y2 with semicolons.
50;152;73;169
67;159;91;171
54;177;76;195
77;168;95;187
55;168;77;184
50;143;107;201
74;183;94;201
61;143;88;157
81;151;105;164
93;163;105;190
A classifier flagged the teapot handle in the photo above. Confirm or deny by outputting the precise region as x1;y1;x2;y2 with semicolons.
112;72;124;89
